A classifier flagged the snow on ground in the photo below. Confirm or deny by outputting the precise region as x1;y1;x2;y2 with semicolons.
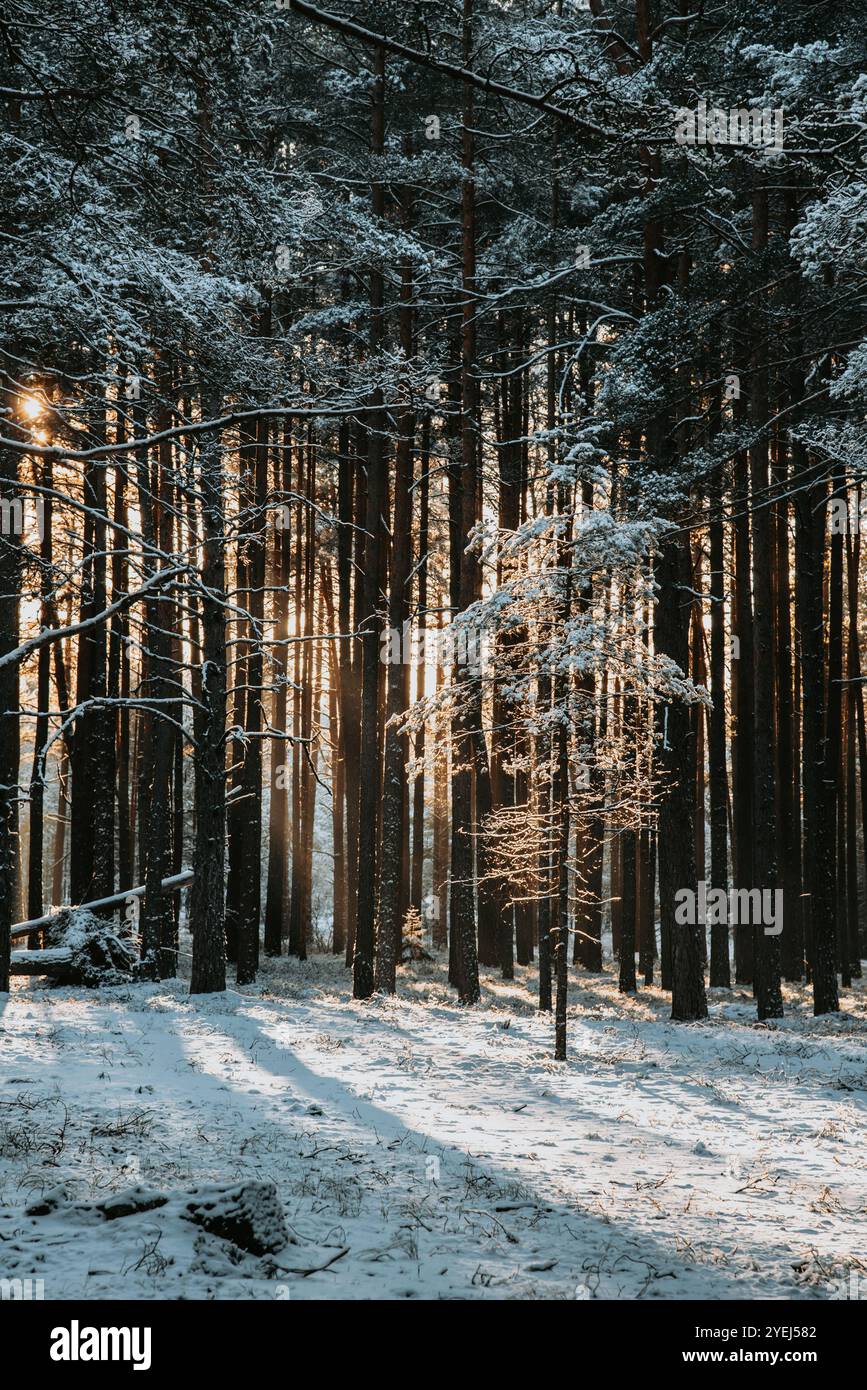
1;953;866;1300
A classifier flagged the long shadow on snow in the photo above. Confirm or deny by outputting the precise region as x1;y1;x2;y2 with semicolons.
196;994;813;1299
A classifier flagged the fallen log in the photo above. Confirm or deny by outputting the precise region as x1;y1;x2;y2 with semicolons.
10;947;74;977
10;910;140;984
10;869;194;942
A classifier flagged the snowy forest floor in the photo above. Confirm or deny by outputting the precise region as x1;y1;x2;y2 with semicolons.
1;951;866;1301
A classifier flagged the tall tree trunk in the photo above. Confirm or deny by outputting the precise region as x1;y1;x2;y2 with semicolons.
236;362;271;983
376;228;415;992
794;452;838;1015
749;183;783;1020
189;400;228;995
340;437;361;966
325;562;347;956
826;458;845;987
774;429;803;981
447;0;481;1004
352;43;387;999
708;462;731;987
410;419;430;914
0;429;21;992
264;425;291;956
137;392;175;974
431;614;449;950
845;527;863;978
26;452;52;936
731;442;755;985
656;535;707;1021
